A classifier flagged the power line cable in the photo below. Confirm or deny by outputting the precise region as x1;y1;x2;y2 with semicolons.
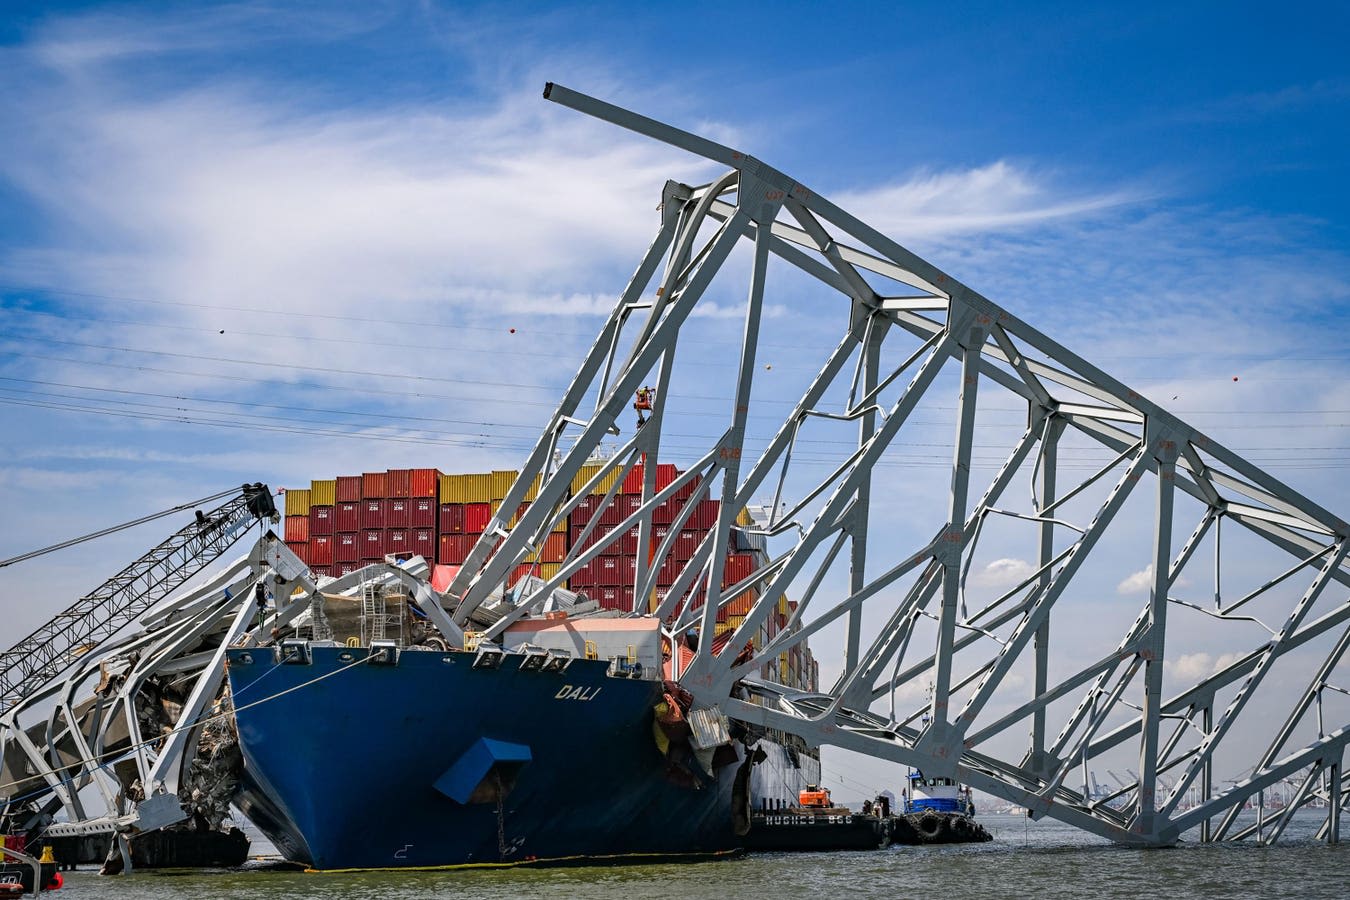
0;487;239;568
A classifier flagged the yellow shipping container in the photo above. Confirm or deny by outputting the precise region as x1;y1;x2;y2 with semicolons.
569;464;601;496
284;488;311;517
538;562;562;582
439;473;465;503
489;469;518;500
736;507;754;527
523;473;541;502
309;479;336;507
570;463;622;496
463;473;493;502
439;472;495;503
777;595;789;616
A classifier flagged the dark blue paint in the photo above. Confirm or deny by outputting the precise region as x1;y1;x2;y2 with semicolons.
226;647;737;870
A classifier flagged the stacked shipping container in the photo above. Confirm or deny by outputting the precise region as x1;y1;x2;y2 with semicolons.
281;461;817;691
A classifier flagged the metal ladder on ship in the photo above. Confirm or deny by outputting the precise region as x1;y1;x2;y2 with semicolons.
359;583;403;647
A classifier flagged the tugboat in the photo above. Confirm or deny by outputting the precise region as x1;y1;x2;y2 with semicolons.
743;784;889;852
891;770;992;845
1;834;63;894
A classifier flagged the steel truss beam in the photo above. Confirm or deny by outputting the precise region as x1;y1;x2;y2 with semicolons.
0;533;325;851
445;84;1350;846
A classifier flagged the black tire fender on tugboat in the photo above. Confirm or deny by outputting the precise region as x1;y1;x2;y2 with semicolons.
915;812;945;841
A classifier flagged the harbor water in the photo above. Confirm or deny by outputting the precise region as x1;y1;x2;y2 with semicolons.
38;811;1348;899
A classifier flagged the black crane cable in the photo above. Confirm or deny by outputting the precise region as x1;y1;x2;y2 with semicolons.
0;487;242;569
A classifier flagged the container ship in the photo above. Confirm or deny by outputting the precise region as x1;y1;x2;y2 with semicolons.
227;460;823;870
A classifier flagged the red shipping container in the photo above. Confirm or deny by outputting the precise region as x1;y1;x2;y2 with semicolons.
438;534;458;564
336;475;362;503
309;505;334;536
617;525;640;557
285;539;308;562
693;499;719;530
595;499;620;528
673;474;701;503
658;556;680;586
410;468;439;498
310;563;334;579
440;503;465;533
386;528;409;554
569;559;596;587
722;553;756;587
386;468;411;498
359;499;386;530
337;562;359;577
387;498;410;527
726;589;755;616
362;529;384;555
411;497;437;527
412;528;436;558
674;529;701;561
596;586;621;610
310;534;335;566
620;462;678;495
655;463;678;492
285;515;309;542
464;502;492;533
336;501;360;532
439;533;476;565
336;532;359;563
618;555;637;585
570;494;597;527
541;532;567;563
596;556;621;586
362;471;387;499
618;586;637;611
621;493;642;518
621;465;644;495
653;498;677;525
569;521;589;551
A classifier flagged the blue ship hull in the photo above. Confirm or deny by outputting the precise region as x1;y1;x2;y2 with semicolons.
226;646;739;871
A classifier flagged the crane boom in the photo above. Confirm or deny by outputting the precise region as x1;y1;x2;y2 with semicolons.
0;483;277;710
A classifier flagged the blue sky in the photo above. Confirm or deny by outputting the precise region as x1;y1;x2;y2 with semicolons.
2;1;1348;795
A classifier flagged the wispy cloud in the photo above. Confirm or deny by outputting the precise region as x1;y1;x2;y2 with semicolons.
1189;79;1350;123
834;160;1138;238
969;557;1036;589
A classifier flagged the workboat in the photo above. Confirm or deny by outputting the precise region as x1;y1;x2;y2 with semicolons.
742;784;888;852
893;769;991;844
0;835;62;893
902;770;974;816
226;629;753;871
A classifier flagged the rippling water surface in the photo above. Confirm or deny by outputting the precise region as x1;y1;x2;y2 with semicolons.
44;812;1348;899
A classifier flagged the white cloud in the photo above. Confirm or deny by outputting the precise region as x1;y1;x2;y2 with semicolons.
1166;652;1214;681
1117;565;1153;595
834;160;1137;239
969;557;1035;589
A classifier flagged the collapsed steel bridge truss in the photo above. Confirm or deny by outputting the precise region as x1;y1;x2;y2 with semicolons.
447;85;1350;846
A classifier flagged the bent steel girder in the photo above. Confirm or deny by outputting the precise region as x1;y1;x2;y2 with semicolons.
444;84;1350;846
